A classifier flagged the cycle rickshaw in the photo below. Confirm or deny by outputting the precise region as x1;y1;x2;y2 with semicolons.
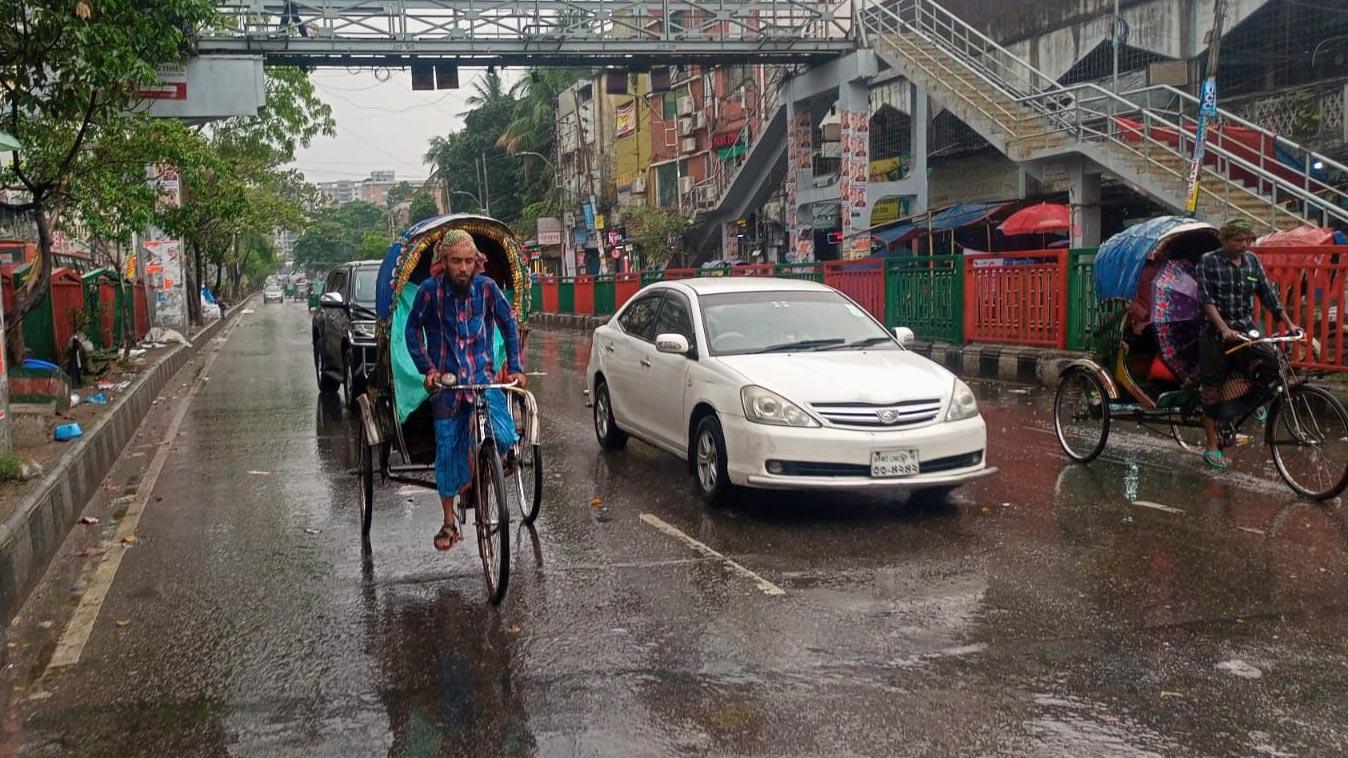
1052;216;1348;500
354;214;542;603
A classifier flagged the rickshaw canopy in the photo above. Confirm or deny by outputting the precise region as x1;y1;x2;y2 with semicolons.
1094;216;1217;301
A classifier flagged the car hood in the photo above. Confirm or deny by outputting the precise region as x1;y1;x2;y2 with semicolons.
714;350;955;405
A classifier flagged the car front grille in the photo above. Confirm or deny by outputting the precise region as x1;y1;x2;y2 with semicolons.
809;398;943;429
769;451;983;478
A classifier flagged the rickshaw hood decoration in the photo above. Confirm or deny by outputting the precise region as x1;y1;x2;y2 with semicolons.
374;213;531;323
1093;216;1218;301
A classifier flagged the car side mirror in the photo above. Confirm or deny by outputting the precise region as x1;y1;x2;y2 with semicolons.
893;326;915;347
319;292;345;308
655;333;691;355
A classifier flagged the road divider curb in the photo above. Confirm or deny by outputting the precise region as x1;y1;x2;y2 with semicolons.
0;306;241;628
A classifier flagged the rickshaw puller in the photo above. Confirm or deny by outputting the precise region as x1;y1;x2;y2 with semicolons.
1196;219;1298;470
405;229;527;551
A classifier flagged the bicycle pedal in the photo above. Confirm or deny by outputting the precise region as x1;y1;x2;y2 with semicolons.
1235;433;1252;447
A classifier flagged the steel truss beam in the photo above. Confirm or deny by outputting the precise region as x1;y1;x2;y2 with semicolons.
202;0;856;66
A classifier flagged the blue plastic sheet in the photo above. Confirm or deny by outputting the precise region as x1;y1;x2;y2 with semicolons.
1094;216;1199;301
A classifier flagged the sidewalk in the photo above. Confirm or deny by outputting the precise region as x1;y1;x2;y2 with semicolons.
527;316;1089;387
0;305;244;625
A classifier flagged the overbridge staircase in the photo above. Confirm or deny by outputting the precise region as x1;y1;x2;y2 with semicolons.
858;0;1348;232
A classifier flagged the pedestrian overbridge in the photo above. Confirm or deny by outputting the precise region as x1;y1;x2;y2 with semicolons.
201;0;858;67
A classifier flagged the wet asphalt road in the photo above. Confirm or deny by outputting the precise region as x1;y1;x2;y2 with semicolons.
4;301;1348;756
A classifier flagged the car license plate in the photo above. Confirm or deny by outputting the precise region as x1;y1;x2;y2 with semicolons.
871;449;919;478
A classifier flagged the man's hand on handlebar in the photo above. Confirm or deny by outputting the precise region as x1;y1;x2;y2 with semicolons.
423;371;441;391
508;372;527;389
1220;327;1246;343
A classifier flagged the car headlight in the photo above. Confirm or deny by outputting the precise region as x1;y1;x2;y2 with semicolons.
945;379;979;422
351;320;376;340
741;386;820;427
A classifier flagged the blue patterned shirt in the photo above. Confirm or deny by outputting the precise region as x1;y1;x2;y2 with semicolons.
404;274;522;403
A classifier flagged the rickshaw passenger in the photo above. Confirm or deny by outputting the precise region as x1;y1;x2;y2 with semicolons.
1196;219;1299;470
405;230;527;551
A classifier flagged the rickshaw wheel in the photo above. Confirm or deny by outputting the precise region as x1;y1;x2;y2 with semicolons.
1054;369;1111;463
359;422;375;538
1269;384;1348;501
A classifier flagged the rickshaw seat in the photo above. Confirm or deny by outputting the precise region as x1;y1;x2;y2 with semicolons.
1147;355;1177;383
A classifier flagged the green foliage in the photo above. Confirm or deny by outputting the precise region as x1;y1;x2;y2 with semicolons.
408;195;439;225
386;181;415;206
0;453;22;481
0;0;218;323
357;230;390;261
620;204;690;268
293;201;389;271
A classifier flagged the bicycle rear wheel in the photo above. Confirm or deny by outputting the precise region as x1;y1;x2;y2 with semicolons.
359;422;374;538
1269;384;1348;500
475;440;511;604
515;444;543;524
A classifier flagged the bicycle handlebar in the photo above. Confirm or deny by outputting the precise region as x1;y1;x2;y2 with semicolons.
1224;330;1307;355
434;377;520;391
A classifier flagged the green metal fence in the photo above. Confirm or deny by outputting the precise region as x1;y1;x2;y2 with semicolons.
885;255;964;343
641;270;665;288
594;275;616;315
1065;248;1119;354
558;278;575;314
775;262;824;281
529;281;542;315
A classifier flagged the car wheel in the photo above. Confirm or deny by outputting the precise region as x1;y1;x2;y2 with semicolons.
693;415;732;505
343;348;366;409
314;341;340;393
593;381;628;450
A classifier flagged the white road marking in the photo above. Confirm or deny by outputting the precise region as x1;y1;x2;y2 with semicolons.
47;315;246;670
1131;500;1185;514
639;513;785;596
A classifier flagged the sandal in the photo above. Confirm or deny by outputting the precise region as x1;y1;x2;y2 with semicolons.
1203;450;1228;470
433;522;461;551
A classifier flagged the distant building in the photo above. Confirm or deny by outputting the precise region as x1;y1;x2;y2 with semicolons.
318;180;358;206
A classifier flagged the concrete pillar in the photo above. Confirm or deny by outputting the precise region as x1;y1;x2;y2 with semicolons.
785;97;815;262
1069;160;1102;248
909;82;930;215
839;80;870;260
141;164;188;336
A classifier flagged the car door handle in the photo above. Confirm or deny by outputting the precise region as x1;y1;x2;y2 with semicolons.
640;358;652;368
604;344;615;353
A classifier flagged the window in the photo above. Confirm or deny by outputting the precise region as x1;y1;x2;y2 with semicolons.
698;290;896;356
326;269;346;296
618;294;662;341
351;267;378;306
654;294;695;346
661;94;678;119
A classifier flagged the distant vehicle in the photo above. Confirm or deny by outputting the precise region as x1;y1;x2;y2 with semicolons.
312;260;380;407
263;285;284;304
587;277;995;504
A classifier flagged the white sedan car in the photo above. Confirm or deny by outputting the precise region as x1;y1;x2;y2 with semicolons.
587;277;996;503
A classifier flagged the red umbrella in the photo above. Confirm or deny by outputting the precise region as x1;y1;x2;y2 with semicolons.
1255;226;1336;247
998;203;1070;236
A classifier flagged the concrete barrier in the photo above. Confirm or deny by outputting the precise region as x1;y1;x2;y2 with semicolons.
0;310;234;625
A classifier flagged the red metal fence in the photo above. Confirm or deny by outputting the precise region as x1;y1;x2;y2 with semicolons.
824;260;887;323
50;268;84;361
133;281;149;338
963;251;1069;349
614;272;641;311
540;276;559;313
1258;247;1348;371
574;275;595;316
97;280;117;347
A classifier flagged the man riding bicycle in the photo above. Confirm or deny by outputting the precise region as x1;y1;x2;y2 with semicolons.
405;229;526;551
1196;219;1298;470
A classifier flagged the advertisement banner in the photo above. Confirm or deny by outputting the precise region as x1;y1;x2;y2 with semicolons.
615;103;637;138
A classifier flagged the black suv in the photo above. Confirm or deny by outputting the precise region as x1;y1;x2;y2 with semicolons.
312;260;380;407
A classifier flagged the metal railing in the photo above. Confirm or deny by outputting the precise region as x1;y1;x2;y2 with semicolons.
858;0;1348;229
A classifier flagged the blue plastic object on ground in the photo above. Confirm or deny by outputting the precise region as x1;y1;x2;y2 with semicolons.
54;423;83;441
86;392;107;404
21;358;60;371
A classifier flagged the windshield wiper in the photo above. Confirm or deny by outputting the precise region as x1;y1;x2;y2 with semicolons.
750;338;845;354
815;336;894;351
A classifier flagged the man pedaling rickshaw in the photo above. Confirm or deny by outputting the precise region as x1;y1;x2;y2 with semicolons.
1195;219;1300;470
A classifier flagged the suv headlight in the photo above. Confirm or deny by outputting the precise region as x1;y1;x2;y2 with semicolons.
350;320;376;340
741;386;820;427
945;379;979;422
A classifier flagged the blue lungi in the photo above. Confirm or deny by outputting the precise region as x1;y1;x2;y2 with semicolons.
432;388;518;499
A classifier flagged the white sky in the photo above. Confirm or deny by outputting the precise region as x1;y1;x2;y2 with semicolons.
289;67;520;185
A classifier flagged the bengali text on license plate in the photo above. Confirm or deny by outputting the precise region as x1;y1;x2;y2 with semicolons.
871;449;919;478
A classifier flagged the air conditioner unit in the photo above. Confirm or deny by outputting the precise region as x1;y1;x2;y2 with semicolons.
677;118;694;137
631;175;647;193
681;137;698;153
676;96;695;116
692;112;707;130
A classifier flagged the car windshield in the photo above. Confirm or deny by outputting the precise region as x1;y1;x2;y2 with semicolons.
351;268;378;307
699;290;897;356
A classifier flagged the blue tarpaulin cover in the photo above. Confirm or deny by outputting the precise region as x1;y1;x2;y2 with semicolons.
1094;216;1201;301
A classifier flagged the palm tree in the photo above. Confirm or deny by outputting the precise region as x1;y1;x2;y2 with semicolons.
497;68;585;158
465;69;510;110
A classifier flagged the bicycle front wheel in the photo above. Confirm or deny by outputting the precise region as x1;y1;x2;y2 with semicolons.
1269;384;1348;501
475;440;511;604
515;444;543;524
